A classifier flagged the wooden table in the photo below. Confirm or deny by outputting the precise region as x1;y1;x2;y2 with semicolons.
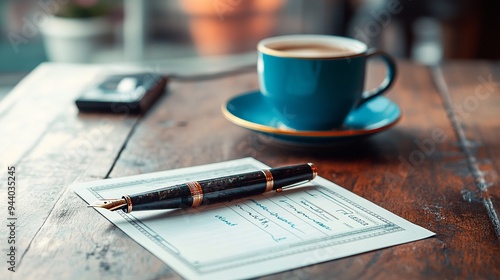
0;61;499;279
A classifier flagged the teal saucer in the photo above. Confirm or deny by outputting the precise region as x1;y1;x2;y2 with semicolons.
222;91;401;146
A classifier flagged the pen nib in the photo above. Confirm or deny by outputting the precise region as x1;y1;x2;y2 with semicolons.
88;198;127;211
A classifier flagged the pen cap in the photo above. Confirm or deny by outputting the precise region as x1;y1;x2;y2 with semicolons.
270;163;317;189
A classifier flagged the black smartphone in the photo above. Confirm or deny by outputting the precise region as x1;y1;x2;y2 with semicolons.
75;72;168;114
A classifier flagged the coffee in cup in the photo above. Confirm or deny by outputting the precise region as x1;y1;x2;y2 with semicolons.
271;44;359;57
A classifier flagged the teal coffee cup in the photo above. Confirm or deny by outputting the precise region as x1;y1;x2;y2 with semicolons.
257;34;397;131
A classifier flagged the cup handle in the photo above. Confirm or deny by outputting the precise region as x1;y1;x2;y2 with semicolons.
355;49;397;108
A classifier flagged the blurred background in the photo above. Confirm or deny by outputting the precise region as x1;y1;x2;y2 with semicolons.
1;0;499;101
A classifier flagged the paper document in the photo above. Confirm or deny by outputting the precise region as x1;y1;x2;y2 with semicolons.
74;158;434;280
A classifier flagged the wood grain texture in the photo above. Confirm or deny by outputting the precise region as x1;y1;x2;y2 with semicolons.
3;61;499;279
434;62;500;237
0;64;141;279
0;65;134;276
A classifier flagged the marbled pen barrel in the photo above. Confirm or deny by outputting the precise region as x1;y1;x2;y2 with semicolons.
125;163;316;212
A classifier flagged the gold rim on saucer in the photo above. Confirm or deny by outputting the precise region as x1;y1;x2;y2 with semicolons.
221;100;401;138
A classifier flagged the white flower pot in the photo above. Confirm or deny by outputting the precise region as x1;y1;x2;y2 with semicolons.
40;16;110;63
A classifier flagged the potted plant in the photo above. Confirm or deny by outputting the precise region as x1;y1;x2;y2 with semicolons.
179;0;284;56
40;0;112;63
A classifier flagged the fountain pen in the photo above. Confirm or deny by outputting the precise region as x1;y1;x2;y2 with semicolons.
89;163;317;213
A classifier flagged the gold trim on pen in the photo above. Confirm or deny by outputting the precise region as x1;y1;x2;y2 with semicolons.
308;163;318;179
262;169;274;192
123;195;133;213
88;198;127;211
187;181;204;207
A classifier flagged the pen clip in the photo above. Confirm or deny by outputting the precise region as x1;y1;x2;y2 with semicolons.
275;180;312;193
